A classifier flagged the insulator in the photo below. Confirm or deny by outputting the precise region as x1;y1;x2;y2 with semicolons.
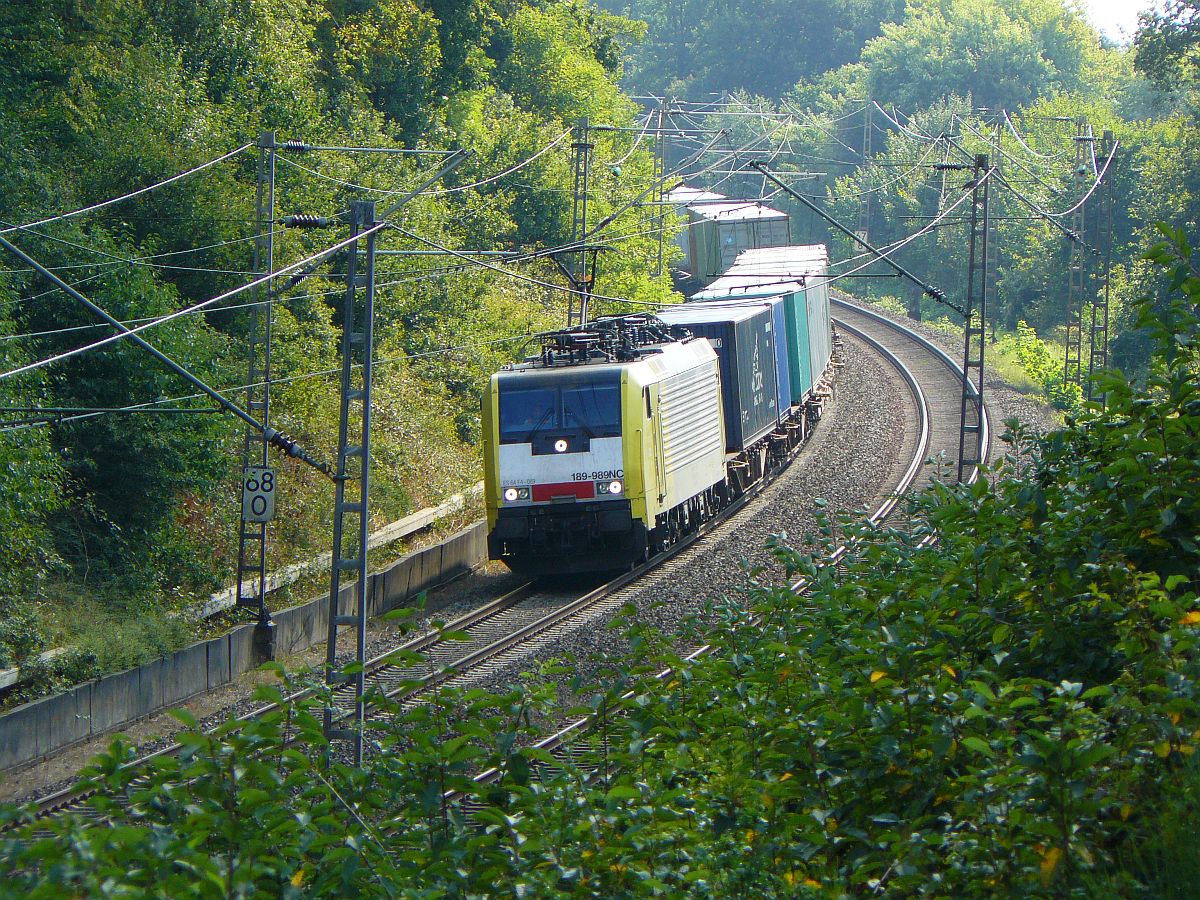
282;140;312;153
280;214;336;229
265;427;300;457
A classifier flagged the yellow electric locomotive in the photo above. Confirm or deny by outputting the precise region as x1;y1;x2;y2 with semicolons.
482;316;726;574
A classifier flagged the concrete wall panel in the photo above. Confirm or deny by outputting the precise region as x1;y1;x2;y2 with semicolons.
90;668;141;733
47;684;92;752
1;519;490;772
0;697;47;769
379;555;413;613
206;637;231;691
229;624;259;678
272;604;301;657
298;599;323;650
440;530;473;581
139;659;167;715
413;546;438;596
163;642;208;708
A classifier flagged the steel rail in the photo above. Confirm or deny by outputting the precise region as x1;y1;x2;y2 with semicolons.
352;430;801;721
26;458;776;821
23;580;539;821
25;300;987;827
468;297;990;791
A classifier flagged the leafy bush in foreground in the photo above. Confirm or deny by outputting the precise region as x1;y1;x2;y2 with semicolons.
2;229;1199;894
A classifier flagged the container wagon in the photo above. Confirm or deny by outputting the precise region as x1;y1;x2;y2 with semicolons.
694;245;833;403
480;244;837;575
687;200;791;284
665;185;726;258
654;300;783;451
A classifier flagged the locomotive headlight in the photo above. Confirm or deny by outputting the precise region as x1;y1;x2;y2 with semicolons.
607;479;623;495
517;487;530;500
503;487;519;502
554;438;569;453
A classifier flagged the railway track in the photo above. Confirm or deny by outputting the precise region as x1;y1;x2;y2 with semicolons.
831;294;990;490
25;442;779;821
22;297;989;824
467;295;993;791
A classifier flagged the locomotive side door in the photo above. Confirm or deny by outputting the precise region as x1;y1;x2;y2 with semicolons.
645;385;666;505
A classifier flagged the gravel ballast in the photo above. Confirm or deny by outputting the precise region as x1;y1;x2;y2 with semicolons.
6;312;1060;796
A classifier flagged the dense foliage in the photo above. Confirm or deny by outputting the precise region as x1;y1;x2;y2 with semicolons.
596;0;1200;401
594;0;904;99
0;0;669;672
3;230;1199;895
4;0;1200;892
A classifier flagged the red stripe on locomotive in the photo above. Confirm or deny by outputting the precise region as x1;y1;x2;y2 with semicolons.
531;481;596;502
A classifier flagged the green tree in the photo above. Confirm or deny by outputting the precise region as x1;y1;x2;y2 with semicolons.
598;0;903;99
1134;0;1200;93
858;0;1099;113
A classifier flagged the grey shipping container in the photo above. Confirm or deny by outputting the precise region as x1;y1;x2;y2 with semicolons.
655;302;780;452
687;202;791;284
681;294;793;413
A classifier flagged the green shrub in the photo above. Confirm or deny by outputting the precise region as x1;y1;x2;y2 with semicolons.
998;320;1083;410
0;600;44;669
3;228;1199;896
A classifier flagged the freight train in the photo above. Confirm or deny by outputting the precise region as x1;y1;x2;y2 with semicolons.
481;197;836;574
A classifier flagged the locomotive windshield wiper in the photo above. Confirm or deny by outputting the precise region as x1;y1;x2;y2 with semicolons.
525;406;555;441
564;411;598;439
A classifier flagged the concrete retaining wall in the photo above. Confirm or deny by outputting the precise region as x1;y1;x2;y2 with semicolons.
0;521;488;773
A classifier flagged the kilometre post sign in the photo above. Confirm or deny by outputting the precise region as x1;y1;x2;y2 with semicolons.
242;466;277;522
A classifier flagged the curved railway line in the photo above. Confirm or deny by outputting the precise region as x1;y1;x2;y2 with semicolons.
21;296;990;824
468;295;992;788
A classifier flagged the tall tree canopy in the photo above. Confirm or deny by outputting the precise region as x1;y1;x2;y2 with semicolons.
857;0;1100;112
1134;0;1200;92
0;0;667;670
596;0;904;99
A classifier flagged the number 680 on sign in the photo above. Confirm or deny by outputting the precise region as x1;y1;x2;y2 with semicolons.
242;466;276;523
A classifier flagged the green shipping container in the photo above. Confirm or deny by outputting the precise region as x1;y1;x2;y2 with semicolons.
782;289;813;399
693;282;813;400
695;245;831;399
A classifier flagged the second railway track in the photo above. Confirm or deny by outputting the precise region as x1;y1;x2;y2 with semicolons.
21;296;991;822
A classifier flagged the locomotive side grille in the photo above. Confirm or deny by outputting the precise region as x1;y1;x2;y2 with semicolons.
659;363;723;474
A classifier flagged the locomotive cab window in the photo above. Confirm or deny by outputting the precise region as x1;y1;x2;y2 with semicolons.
498;386;557;443
562;383;620;438
498;373;622;444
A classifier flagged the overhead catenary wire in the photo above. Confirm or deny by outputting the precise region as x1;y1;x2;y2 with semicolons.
274;130;569;200
938;130;1107;251
0;230;334;472
387;224;655;307
5;201;720;347
883;107;1115;234
953;115;1071;201
1003;110;1071;161
1;143;254;237
0;222;384;383
872;101;942;145
821;176;982;297
0;229;294;323
275;155;424;195
0;331;538;432
607;111;657;168
426;131;572;195
776;141;940;201
0;220;265;278
754;159;993;313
